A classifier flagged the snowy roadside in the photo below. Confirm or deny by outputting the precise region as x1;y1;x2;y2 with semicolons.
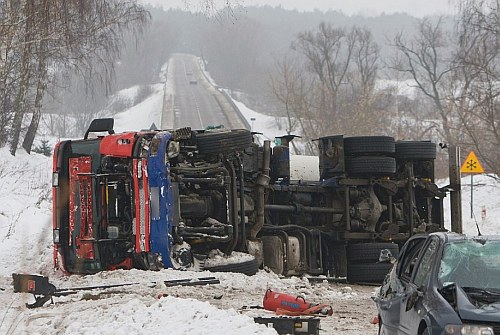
1;81;500;334
0;87;379;335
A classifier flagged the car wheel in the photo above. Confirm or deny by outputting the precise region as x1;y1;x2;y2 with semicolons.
195;129;252;155
395;141;436;160
346;263;393;284
345;156;396;176
344;136;395;156
347;243;399;264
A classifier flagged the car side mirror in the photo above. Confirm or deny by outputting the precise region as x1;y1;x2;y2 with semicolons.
405;288;424;311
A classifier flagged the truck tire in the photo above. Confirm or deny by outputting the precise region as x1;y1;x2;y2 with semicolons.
202;257;259;276
395;141;436;160
195;129;252;155
345;156;396;175
347;243;399;264
346;263;393;284
333;243;347;277
344;136;395;156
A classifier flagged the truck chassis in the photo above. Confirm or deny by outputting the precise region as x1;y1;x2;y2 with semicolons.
52;118;447;283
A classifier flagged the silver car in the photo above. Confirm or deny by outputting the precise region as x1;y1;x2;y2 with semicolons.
374;232;500;335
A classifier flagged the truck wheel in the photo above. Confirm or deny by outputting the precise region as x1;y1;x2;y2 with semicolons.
202;255;259;276
395;141;436;160
344;136;395;156
346;263;393;284
345;156;396;175
347;243;399;264
195;129;252;155
333;243;347;277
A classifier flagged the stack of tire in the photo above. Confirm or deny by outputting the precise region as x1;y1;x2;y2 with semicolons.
346;242;399;284
344;136;396;177
394;141;437;162
343;136;397;284
395;140;437;179
342;137;436;284
194;129;253;155
343;136;437;177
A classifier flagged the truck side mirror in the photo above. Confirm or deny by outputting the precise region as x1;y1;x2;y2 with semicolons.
84;118;115;139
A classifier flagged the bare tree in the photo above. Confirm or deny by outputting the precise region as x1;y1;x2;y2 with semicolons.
292;23;354;137
343;27;381;134
182;0;243;18
269;56;315;154
6;1;35;155
270;23;383;148
0;0;150;155
454;0;500;175
391;18;460;145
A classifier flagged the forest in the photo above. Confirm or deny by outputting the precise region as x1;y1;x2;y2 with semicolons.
1;0;500;177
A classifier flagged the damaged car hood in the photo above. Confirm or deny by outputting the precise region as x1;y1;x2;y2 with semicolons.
454;285;500;323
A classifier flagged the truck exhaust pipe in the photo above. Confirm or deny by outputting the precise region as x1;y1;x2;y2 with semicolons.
250;140;271;239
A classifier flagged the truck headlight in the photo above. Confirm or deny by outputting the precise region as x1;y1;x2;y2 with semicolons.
445;324;494;335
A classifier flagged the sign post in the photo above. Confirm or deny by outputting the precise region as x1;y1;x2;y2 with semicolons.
460;151;485;218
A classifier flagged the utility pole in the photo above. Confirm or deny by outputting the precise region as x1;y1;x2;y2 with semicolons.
449;146;462;233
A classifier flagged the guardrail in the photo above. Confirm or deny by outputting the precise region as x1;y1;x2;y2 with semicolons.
197;56;250;130
219;89;251;130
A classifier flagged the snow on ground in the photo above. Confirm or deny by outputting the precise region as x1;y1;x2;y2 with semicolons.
443;174;500;236
112;83;164;133
1;66;500;335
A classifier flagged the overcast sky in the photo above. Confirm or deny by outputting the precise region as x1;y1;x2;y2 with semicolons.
142;0;456;17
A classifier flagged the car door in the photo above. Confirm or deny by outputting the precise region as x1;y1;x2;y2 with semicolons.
377;236;428;334
376;273;404;334
399;237;439;334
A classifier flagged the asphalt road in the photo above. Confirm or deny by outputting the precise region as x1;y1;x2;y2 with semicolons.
165;54;247;130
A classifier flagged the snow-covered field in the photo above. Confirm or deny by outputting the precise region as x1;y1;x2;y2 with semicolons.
1;66;500;335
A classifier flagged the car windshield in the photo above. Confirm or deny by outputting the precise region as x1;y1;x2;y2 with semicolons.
438;239;500;290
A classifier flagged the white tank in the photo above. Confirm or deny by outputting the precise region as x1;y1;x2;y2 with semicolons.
289;155;320;181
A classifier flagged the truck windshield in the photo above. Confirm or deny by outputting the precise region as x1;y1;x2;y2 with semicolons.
438;239;500;290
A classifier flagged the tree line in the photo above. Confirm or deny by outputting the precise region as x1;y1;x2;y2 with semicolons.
3;0;500;178
269;0;500;177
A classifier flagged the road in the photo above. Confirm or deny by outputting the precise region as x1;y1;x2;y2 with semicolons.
163;53;248;130
0;269;380;335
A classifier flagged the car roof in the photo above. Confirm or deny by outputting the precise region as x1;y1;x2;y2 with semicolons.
428;231;500;243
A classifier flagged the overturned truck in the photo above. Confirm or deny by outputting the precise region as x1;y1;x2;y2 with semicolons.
52;118;452;283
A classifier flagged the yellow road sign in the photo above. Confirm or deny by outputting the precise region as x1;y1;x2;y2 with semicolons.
460;151;484;173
